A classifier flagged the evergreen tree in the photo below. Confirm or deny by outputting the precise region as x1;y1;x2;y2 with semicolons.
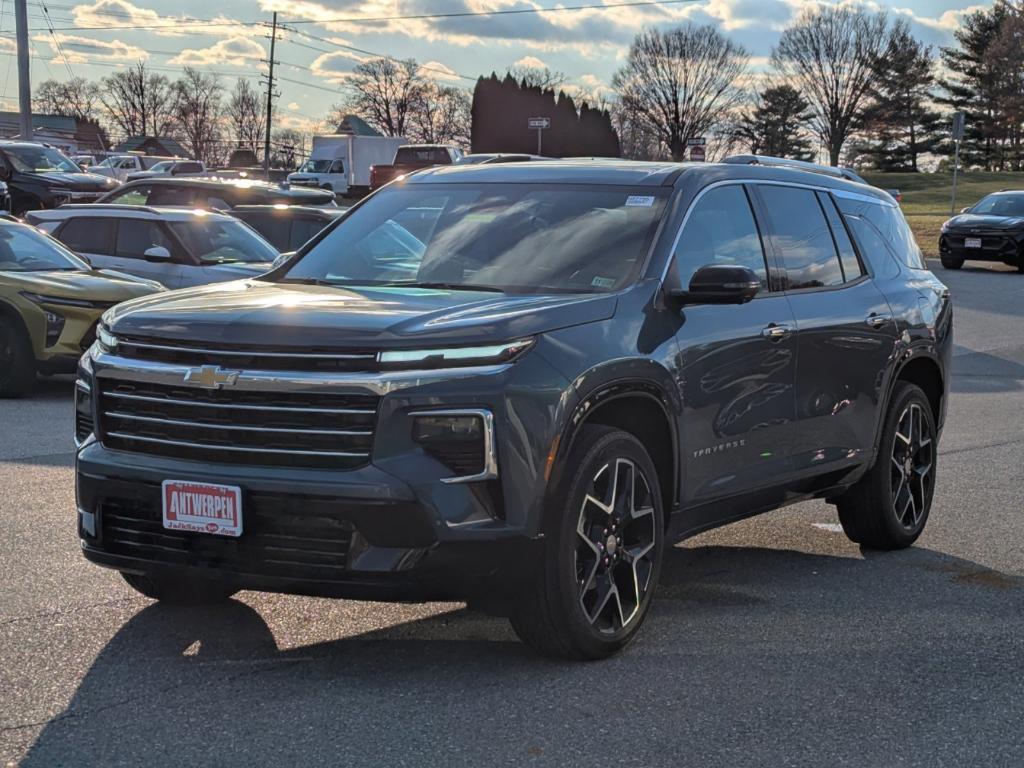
860;23;944;171
734;84;815;160
938;3;1012;169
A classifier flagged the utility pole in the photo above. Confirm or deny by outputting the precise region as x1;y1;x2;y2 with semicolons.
262;12;278;178
15;0;31;141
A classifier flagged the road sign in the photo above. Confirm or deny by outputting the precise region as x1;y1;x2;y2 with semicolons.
951;111;966;141
528;117;550;130
686;137;706;147
689;145;706;162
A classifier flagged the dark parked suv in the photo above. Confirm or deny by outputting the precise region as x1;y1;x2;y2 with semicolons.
76;158;952;659
939;190;1024;272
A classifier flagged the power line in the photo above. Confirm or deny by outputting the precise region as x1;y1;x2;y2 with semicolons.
20;0;695;32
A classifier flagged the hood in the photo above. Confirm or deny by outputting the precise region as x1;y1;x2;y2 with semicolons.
28;171;118;191
2;268;163;302
103;279;617;348
944;213;1024;231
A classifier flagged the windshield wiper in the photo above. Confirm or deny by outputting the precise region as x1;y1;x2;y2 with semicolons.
378;281;505;293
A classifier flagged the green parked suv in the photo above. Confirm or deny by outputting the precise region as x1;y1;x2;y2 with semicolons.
0;218;162;397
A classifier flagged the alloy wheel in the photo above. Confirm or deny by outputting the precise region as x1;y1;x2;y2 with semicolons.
574;458;657;634
890;403;933;529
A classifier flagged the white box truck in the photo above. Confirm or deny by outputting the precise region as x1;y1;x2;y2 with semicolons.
287;135;406;196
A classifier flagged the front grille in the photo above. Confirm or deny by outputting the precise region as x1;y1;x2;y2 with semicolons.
944;232;1019;257
99;495;353;580
97;380;379;469
116;335;380;373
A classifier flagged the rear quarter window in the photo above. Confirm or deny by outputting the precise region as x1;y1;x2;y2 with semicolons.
833;192;927;270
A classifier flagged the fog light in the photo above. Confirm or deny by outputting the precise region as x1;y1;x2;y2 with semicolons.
44;310;65;347
410;409;497;482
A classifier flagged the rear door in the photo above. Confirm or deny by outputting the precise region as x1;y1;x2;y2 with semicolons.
752;184;898;475
670;183;800;517
54;217;117;271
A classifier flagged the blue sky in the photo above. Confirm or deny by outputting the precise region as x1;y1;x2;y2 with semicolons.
0;0;995;133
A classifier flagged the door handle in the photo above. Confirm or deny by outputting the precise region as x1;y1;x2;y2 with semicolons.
865;312;893;328
761;323;793;341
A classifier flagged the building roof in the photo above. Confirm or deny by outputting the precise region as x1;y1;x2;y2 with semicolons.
114;136;191;157
334;114;382;137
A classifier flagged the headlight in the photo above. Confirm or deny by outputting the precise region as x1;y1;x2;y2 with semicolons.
377;339;534;369
940;221;950;233
97;324;118;353
19;291;98;308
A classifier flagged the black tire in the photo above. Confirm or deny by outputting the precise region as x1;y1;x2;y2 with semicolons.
321;183;333;192
509;425;665;660
939;255;964;270
836;382;937;550
121;571;237;605
0;316;35;398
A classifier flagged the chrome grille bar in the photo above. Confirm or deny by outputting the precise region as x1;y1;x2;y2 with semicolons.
120;339;377;360
105;411;373;436
106;431;370;458
104;390;375;415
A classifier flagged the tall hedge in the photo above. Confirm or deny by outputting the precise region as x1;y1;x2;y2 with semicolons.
470;73;620;157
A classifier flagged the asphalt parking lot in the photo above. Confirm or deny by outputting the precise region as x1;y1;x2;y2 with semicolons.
1;260;1023;767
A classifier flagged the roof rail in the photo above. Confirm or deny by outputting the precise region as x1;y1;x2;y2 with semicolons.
722;155;865;183
53;203;161;214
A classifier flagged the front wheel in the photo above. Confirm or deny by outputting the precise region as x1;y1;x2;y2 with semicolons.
509;425;665;660
836;382;937;549
0;318;35;398
940;254;964;270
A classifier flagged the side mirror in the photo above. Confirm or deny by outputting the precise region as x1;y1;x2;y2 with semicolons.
960;207;970;214
669;264;761;306
143;245;172;262
76;253;92;267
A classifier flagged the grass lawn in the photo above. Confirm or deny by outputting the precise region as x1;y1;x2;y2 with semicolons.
861;170;1024;257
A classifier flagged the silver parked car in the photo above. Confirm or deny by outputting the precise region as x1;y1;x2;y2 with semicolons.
26;205;279;288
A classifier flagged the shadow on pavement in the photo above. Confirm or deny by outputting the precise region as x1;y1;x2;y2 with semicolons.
19;543;1024;767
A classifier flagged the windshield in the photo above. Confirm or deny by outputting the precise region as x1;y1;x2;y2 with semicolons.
281;183;668;294
149;161;173;173
169;219;279;264
970;194;1024;217
0;223;88;272
4;146;82;174
299;159;332;173
95;157;121;168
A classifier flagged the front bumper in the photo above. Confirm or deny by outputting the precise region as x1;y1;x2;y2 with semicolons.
77;444;538;602
939;231;1023;263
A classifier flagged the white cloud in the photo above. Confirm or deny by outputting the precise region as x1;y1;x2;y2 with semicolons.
420;60;461;82
287;101;301;110
513;55;548;70
71;0;259;40
170;36;266;67
35;32;147;62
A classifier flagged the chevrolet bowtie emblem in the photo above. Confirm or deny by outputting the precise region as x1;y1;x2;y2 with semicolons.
184;365;240;390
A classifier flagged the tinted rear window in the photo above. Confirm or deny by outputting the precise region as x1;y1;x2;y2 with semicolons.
58;217;114;254
759;185;844;290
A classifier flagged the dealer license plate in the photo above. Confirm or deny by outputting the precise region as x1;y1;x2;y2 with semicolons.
162;480;243;537
965;237;982;249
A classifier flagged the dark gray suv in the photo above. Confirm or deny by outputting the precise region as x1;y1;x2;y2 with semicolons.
74;157;952;659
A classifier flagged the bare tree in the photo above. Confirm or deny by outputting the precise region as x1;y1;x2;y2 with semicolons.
225;78;265;157
773;6;892;166
174;67;224;163
34;77;101;122
612;25;749;161
408;83;471;145
505;65;566;90
100;61;178;138
342;58;424;137
270;127;307;169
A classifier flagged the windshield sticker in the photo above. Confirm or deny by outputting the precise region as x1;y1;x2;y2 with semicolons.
625;195;655;207
591;276;615;289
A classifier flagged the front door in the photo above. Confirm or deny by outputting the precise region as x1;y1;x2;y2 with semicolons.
752;185;899;473
669;183;800;518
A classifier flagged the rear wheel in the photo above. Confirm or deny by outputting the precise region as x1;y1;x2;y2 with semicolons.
940;254;964;270
509;425;664;660
0;318;35;398
836;382;936;550
121;571;237;604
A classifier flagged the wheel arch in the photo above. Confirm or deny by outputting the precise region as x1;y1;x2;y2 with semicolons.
894;354;944;430
553;378;679;528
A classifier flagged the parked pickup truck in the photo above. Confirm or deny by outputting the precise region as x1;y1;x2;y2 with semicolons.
369;144;463;190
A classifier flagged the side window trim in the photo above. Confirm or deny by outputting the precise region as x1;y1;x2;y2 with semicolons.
821;192;872;280
744;183;787;293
